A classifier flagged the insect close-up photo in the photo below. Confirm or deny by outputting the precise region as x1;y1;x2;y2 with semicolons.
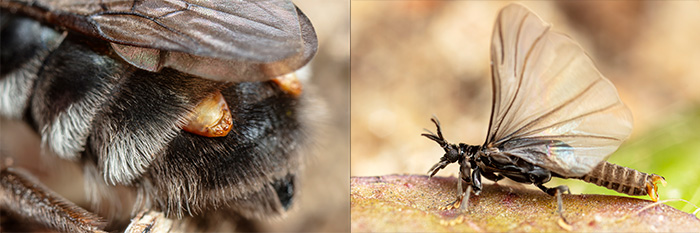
351;1;700;231
1;0;349;232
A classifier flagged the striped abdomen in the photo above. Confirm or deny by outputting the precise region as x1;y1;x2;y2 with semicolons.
578;162;665;201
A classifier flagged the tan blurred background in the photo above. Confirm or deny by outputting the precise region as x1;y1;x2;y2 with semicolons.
267;0;349;231
351;1;700;212
272;0;350;231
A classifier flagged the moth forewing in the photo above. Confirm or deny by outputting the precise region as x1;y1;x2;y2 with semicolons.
487;5;551;144
2;0;304;61
0;0;318;82
487;4;632;177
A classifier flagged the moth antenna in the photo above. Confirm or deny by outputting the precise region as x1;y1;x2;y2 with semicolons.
422;117;451;149
429;116;444;140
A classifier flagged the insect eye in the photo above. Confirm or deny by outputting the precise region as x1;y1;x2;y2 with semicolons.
182;91;233;137
273;73;303;97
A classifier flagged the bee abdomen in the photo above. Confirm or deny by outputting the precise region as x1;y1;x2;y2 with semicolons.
579;162;665;201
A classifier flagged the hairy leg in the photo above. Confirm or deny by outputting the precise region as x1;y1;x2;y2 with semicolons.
0;168;106;233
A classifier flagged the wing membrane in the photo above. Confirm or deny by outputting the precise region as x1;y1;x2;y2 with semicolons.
2;0;309;62
486;4;632;177
1;0;318;81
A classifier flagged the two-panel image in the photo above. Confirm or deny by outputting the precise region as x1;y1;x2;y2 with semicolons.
0;1;698;232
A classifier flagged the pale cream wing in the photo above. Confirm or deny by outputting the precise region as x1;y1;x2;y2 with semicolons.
485;4;632;177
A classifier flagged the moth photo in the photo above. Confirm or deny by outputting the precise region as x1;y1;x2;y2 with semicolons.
351;1;700;231
0;0;349;232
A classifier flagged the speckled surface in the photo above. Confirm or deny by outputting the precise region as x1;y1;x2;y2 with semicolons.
351;175;700;232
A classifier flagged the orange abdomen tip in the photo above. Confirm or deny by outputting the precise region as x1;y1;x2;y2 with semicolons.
273;73;303;97
646;174;666;202
183;91;233;137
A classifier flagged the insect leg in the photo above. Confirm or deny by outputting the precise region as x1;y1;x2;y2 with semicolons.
439;159;472;210
456;159;475;210
536;183;571;224
0;168;106;233
439;179;464;210
460;186;473;211
451;177;464;209
470;166;482;195
457;166;483;211
427;159;451;178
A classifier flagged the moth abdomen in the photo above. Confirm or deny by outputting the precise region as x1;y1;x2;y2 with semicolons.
579;162;665;201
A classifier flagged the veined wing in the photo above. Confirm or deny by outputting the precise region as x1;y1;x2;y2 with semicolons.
485;4;632;177
0;0;317;81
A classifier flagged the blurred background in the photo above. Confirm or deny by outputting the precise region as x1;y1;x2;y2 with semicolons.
279;0;350;231
351;1;700;214
269;1;350;231
0;0;350;232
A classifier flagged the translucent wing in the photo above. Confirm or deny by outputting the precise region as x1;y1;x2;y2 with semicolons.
1;0;317;81
485;4;633;177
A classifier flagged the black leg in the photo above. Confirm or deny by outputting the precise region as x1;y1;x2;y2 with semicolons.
536;184;570;224
428;159;451;177
453;166;484;211
445;180;465;210
470;167;482;195
439;162;472;210
459;186;473;211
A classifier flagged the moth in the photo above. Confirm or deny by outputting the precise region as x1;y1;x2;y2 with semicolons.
0;0;317;232
423;3;665;219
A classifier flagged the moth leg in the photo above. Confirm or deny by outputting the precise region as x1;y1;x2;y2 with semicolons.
537;184;571;224
428;159;451;178
452;160;477;210
0;168;106;233
470;166;483;195
457;166;485;210
439;162;472;210
440;179;464;210
459;186;473;211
